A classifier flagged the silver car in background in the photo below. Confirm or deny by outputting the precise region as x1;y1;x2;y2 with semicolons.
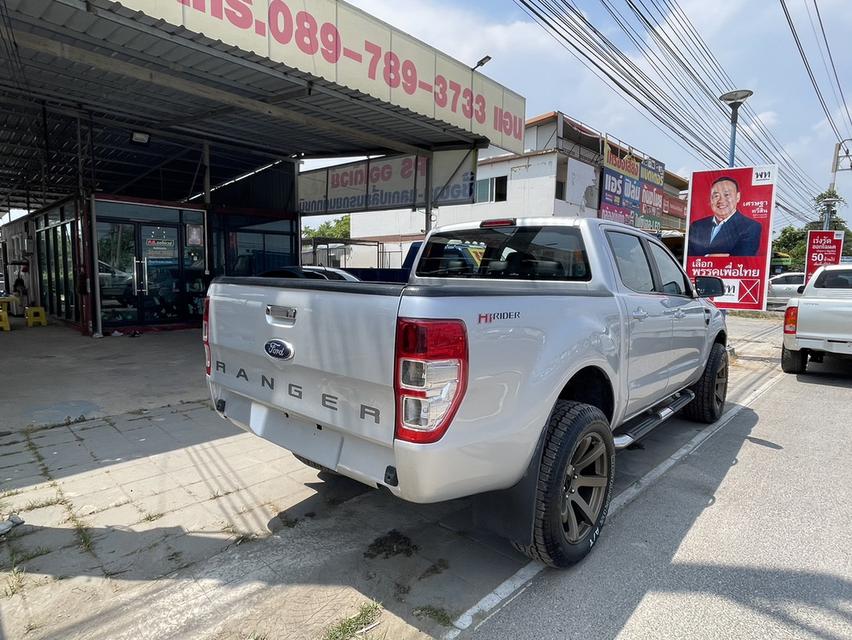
767;271;805;307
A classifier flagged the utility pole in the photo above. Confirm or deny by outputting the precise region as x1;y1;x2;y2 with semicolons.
824;140;850;230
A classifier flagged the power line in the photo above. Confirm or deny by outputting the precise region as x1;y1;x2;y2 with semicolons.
812;0;852;146
778;0;844;142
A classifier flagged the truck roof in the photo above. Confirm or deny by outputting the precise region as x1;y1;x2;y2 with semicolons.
431;217;641;235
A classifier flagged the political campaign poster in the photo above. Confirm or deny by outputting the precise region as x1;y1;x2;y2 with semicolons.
684;165;777;310
805;230;845;282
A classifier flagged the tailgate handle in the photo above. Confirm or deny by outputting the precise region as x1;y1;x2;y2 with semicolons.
266;305;298;325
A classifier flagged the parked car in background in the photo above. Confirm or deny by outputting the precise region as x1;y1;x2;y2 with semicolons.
260;266;359;281
205;217;728;568
767;271;805;307
782;265;852;373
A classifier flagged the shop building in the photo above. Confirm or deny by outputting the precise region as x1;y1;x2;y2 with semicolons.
1;0;525;334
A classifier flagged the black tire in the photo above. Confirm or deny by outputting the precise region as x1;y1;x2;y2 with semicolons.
512;401;615;568
294;454;336;475
683;342;728;424
781;345;807;374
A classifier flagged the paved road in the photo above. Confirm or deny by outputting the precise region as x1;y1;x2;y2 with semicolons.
467;353;852;639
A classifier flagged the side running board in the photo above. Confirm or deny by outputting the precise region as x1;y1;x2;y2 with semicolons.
613;390;696;450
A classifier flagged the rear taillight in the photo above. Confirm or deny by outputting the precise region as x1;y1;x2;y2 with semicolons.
394;318;468;444
784;306;798;334
203;297;211;375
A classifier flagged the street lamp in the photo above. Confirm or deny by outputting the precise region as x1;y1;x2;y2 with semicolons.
471;55;492;71
719;89;753;168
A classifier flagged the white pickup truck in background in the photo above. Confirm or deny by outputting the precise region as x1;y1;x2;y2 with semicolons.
204;218;728;567
782;264;852;373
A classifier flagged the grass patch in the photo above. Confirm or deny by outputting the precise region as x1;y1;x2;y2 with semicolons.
72;519;94;553
322;601;382;640
412;605;454;627
25;621;40;634
3;566;24;597
0;489;22;499
234;533;256;546
141;512;163;523
24;496;63;511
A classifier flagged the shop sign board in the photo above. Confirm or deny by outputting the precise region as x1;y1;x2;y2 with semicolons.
599;142;664;231
299;148;476;214
684;165;777;310
805;230;845;282
116;0;526;153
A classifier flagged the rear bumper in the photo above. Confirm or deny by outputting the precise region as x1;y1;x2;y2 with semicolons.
783;334;852;356
209;383;519;504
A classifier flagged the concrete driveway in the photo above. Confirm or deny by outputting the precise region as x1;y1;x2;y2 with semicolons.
4;315;842;640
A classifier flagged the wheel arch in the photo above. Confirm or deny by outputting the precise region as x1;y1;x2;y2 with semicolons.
557;365;615;424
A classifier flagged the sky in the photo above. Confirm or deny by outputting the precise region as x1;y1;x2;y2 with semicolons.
306;0;852;230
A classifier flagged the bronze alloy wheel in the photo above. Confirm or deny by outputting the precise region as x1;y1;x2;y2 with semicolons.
561;433;610;544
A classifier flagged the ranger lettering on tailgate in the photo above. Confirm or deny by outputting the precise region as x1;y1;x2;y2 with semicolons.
214;360;381;424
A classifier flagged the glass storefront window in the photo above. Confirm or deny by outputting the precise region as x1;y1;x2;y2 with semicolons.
38;232;48;309
64;224;76;321
231;232;264;276
264;235;291;271
95;200;181;224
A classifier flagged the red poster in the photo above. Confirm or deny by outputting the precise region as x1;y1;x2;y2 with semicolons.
805;230;845;282
684;166;777;310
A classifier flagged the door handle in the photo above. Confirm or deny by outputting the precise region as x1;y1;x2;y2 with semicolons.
673;309;686;320
142;257;149;295
632;308;649;321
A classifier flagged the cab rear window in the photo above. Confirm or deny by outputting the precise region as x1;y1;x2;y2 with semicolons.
416;226;591;281
813;269;852;289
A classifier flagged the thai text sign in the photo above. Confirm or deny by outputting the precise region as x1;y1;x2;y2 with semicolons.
599;142;663;231
299;149;476;214
685;166;777;310
805;230;845;282
116;0;526;153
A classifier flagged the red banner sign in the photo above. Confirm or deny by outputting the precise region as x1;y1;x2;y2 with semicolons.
805;230;845;282
684;166;777;310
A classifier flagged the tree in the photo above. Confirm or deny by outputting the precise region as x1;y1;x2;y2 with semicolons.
302;215;350;239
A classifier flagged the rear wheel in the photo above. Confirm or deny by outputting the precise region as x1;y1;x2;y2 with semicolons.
513;401;615;568
683;342;728;424
781;345;807;374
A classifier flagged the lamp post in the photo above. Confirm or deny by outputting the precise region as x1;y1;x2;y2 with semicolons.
719;89;753;168
829;138;852;191
471;55;492;71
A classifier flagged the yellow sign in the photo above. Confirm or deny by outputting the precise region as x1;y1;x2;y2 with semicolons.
116;0;526;153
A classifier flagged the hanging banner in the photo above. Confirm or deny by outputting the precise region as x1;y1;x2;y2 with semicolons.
684;165;777;310
805;230;845;282
299;149;476;214
115;0;525;153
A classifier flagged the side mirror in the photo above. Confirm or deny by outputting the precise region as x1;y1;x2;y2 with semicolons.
797;285;805;295
694;276;725;298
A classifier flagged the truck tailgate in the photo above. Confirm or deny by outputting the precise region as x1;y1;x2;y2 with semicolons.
797;294;852;342
208;279;404;449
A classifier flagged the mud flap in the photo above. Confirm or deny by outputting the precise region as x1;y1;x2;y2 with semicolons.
471;429;546;546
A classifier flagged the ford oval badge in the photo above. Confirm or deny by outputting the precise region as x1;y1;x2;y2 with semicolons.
264;339;294;361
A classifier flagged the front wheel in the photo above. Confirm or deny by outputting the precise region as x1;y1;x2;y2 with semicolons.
683;342;728;424
781;345;807;374
513;401;615;568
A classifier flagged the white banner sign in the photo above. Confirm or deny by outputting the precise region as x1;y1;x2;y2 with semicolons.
116;0;526;153
299;149;477;214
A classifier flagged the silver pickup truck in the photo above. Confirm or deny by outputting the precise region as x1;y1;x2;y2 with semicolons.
782;264;852;373
204;218;727;567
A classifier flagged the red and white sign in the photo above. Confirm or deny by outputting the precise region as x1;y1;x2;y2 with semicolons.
117;0;526;153
805;230;845;282
684;165;777;310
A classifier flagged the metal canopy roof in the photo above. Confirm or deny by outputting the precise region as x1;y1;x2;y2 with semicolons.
0;0;486;213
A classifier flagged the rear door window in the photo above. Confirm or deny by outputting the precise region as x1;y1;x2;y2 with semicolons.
416;226;591;281
607;232;654;293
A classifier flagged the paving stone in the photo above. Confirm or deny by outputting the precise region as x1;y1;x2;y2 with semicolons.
102;460;162;485
120;475;178;502
99;532;199;580
92;526;179;567
68;487;131;517
59;472;123;500
129;502;218;534
133;486;201;516
84;502;144;530
28;426;79;448
0;483;61;513
7;522;80;555
0;463;48;487
15;503;68;530
12;545;103;582
0;450;37;470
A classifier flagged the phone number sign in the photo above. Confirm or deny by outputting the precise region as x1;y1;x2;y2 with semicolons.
805;230;845;282
116;0;526;153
